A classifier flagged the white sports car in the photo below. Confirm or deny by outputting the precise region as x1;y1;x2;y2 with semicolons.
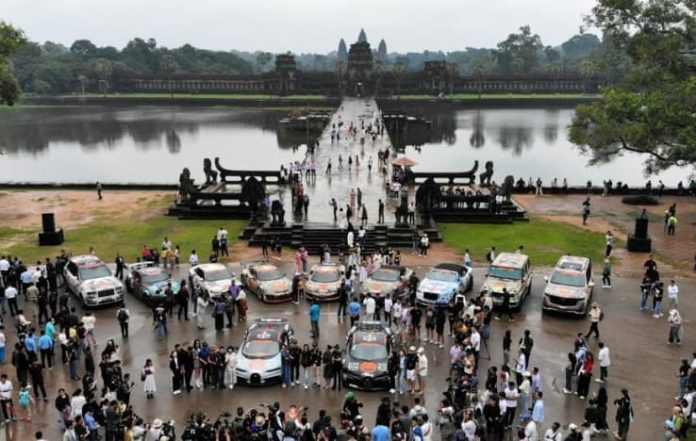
235;318;293;386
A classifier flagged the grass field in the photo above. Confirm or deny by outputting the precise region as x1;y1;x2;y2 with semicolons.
0;195;246;264
0;218;246;264
440;216;607;266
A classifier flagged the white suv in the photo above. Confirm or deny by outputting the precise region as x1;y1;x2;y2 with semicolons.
64;255;124;307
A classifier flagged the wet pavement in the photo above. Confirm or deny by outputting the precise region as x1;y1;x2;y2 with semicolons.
2;254;692;440
274;97;409;225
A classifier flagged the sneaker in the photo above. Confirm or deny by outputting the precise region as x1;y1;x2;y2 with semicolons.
493;316;501;321
595;379;605;383
389;388;396;394
579;396;586;400
173;390;181;395
563;388;571;394
282;384;287;388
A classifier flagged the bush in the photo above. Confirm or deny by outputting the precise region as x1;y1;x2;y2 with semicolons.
621;195;659;205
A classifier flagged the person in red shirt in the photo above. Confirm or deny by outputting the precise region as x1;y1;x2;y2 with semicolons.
576;351;594;399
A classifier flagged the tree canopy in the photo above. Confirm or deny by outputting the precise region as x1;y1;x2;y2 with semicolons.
0;20;27;105
569;0;696;174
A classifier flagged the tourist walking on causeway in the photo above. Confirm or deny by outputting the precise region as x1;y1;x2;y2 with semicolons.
96;182;103;200
309;300;320;339
596;341;610;383
613;389;633;440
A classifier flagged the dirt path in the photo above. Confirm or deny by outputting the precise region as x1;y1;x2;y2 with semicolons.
0;190;174;229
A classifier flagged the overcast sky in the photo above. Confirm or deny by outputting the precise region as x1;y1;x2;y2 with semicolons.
3;0;597;53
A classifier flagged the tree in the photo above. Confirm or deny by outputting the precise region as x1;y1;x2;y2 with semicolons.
255;52;272;73
0;20;26;105
494;25;543;75
561;33;601;58
569;0;696;174
70;39;97;58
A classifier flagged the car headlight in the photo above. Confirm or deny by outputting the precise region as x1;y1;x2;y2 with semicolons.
377;363;388;371
236;367;248;374
346;362;360;371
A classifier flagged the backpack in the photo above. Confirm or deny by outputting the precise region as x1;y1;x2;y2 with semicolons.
118;309;128;323
599;311;605;321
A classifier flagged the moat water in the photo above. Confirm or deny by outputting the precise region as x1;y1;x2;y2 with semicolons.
0;104;688;185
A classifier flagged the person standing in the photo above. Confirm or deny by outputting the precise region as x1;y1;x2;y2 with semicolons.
213;297;225;331
142;359;156;399
668;309;683;345
667;279;679;310
96;182;103;200
349;297;361;327
310;301;321;340
495;289;514;322
667;213;678;235
416;347;428;396
363;294;376;321
602;259;612;289
5;285;18;317
576;351;594;400
582;198;591;225
116;304;130;338
503;381;519;430
378;199;385;224
0;374;14;422
677;359;690;399
585;303;602;339
519;329;534;365
604;231;614;257
114;254;125;281
0;326;5;364
196;293;208;330
177;280;189;321
225;346;237;389
597;342;610;383
613;389;633;441
169;350;183;395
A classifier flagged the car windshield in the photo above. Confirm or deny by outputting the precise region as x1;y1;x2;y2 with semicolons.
242;340;279;359
489;266;523;280
205;268;231;282
79;265;112;280
550;271;586;287
257;269;284;281
349;342;388;361
141;272;168;284
372;269;400;282
311;269;339;283
426;270;458;283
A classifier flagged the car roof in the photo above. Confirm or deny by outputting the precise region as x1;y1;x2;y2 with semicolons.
555;255;590;273
492;252;529;268
70;255;102;266
196;263;228;272
435;263;467;275
248;318;290;340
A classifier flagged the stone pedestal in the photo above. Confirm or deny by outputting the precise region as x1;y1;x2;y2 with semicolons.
627;217;651;252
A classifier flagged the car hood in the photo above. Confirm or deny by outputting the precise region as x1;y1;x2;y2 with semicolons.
418;279;458;294
481;278;522;294
144;280;180;296
306;281;340;292
258;279;291;293
204;279;232;293
363;279;399;295
544;283;587;299
236;352;281;372
81;277;123;291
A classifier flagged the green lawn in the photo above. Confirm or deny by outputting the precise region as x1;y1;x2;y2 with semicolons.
440;216;607;266
396;93;597;100
0;217;246;264
49;93;329;100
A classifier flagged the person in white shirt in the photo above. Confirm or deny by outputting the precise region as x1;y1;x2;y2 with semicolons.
81;312;97;346
189;251;199;266
4;286;17;316
544;422;562;441
596;341;610;383
392;301;402;332
419;414;433;441
463;250;472;268
69;390;86;419
668;280;679;309
525;419;538;441
363;295;376;321
460;409;477;440
417;348;428;395
515;348;527;384
503;382;519;429
0;375;14;422
383;296;393;325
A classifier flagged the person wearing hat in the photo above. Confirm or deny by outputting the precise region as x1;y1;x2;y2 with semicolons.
602;259;612;289
584;303;602;340
565;423;581;441
342;391;363;420
147;418;163;441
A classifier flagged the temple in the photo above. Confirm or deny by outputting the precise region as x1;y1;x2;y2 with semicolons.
114;30;601;97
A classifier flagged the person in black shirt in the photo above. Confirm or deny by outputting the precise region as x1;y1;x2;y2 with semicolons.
519;329;534;364
495;289;514;322
410;304;422;341
331;345;343;391
678;359;690;398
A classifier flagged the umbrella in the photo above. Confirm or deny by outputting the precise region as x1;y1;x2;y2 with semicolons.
391;157;418;167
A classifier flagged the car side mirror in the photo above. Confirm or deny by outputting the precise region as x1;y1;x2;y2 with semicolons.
543;276;549;283
484;273;488;278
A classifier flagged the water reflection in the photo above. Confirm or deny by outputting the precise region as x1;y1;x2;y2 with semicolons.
496;126;534;155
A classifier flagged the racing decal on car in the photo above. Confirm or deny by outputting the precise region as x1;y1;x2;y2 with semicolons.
359;361;377;374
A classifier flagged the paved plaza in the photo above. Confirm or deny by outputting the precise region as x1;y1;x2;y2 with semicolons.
1;252;693;440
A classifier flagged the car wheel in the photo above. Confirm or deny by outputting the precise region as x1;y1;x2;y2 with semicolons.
79;293;87;309
467;277;474;293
